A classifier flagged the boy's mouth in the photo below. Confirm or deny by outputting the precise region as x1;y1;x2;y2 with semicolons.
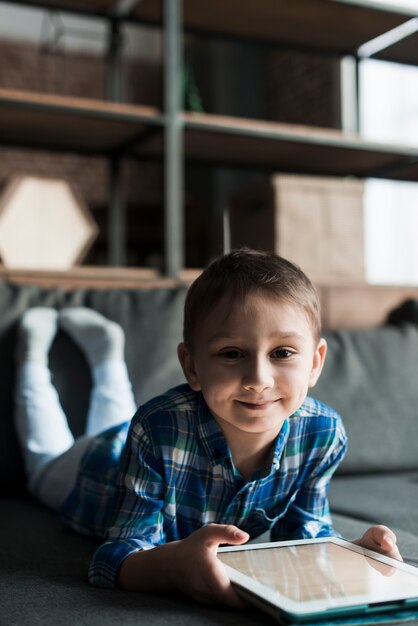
236;399;279;410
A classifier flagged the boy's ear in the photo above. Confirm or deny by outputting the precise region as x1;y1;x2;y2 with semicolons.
308;337;327;388
177;342;202;391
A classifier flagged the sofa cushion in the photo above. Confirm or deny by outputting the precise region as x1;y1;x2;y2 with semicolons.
1;498;274;626
4;282;418;490
329;472;418;540
0;281;187;495
313;324;418;474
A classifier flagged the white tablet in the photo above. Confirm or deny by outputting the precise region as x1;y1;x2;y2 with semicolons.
217;537;418;623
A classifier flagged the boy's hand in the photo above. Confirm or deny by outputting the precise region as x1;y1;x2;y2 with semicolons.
169;524;249;607
353;525;402;561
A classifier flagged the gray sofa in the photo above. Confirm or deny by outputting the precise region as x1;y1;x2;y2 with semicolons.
2;279;418;626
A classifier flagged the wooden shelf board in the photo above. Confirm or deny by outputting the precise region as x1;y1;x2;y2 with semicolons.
135;111;418;181
318;283;418;329
133;0;417;61
2;89;418;180
0;88;162;155
9;1;418;63
9;0;118;17
2;263;418;330
0;265;195;289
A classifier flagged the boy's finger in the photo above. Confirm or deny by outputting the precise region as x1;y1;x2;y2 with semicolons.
365;525;395;548
374;527;402;557
379;534;403;561
201;524;249;548
359;527;403;562
369;541;403;563
381;532;395;550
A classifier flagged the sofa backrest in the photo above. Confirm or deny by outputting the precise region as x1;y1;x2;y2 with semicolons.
0;281;187;495
3;277;418;495
314;323;418;475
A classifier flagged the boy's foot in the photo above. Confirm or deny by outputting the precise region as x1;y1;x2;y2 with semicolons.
59;307;125;367
16;307;58;365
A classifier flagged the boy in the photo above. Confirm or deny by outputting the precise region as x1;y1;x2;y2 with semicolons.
15;249;401;609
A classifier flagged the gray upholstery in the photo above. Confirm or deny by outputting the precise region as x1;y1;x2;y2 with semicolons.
0;281;187;494
330;472;418;538
2;499;418;626
331;512;418;568
314;325;418;474
2;281;418;625
0;499;273;626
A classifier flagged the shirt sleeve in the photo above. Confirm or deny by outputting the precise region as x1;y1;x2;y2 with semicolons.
88;412;166;588
271;420;347;542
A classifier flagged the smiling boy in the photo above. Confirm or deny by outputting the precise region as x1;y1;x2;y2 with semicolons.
85;248;401;606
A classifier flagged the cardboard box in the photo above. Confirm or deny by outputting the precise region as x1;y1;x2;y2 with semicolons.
229;174;365;284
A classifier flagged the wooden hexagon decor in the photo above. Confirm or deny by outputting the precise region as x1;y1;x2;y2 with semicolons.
0;175;98;270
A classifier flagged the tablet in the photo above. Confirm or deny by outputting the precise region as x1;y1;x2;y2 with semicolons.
217;537;418;623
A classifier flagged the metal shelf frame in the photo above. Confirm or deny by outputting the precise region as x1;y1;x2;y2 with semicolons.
0;0;186;273
162;0;184;276
2;0;418;274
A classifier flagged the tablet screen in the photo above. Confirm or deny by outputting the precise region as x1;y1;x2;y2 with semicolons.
218;542;418;604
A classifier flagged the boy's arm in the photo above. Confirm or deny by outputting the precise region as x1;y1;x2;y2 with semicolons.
88;415;169;589
117;524;249;606
271;421;347;542
88;412;249;604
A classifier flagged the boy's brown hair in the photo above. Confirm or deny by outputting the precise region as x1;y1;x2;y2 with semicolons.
183;248;321;349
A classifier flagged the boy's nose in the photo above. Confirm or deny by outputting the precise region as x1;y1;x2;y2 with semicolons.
242;358;274;392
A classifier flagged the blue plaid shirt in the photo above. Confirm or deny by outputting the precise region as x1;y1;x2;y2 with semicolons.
60;384;347;589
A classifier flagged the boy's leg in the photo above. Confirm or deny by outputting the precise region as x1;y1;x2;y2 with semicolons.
59;308;136;436
14;308;75;496
35;434;93;510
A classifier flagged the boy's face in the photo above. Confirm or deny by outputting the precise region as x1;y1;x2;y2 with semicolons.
178;292;327;444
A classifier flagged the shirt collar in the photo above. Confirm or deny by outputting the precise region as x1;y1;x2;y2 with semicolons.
196;392;232;467
196;391;291;472
271;418;290;471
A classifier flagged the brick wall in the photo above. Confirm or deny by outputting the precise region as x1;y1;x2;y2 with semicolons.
0;37;342;268
0;38;106;97
0;37;166;266
267;49;341;129
0;37;162;104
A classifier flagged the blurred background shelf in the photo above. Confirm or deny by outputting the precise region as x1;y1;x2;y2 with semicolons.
0;88;162;154
2;89;417;181
10;0;418;65
141;111;418;181
1;0;418;274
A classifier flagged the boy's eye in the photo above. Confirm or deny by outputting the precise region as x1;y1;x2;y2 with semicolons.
219;349;243;360
271;348;294;359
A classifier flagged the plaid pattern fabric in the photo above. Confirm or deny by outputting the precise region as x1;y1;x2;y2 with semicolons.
62;384;346;588
60;421;130;538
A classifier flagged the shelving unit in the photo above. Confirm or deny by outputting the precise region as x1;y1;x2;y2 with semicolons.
0;88;162;153
3;89;418;179
141;112;418;180
12;0;418;63
1;0;418;274
133;0;418;63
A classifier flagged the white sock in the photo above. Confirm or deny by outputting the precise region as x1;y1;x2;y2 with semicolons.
16;308;58;365
59;307;125;367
